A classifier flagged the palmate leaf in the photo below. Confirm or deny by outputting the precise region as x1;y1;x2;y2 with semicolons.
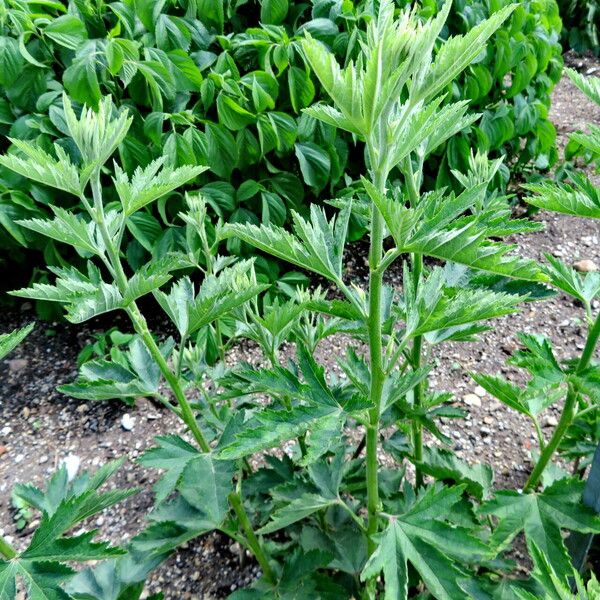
62;94;132;171
113;158;207;216
178;455;235;528
524;173;600;219
364;179;543;281
481;478;600;579
0;463;135;600
518;540;600;600
12;255;181;324
222;203;352;284
11;264;125;324
14;459;127;518
300;0;452;136
0;323;33;360
65;551;167;600
133;456;234;555
361;485;487;600
219;345;367;460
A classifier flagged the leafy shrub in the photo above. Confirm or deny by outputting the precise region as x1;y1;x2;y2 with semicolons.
401;0;563;180
558;0;599;55
3;2;600;597
0;460;161;599
0;0;562;284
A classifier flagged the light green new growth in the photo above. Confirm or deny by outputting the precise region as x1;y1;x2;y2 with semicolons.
223;0;539;593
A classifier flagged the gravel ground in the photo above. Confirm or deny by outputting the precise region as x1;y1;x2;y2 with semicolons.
1;53;600;598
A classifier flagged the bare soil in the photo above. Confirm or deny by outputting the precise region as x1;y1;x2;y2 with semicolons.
1;53;600;599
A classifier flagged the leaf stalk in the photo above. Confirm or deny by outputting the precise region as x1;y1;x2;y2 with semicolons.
228;492;276;584
524;311;600;491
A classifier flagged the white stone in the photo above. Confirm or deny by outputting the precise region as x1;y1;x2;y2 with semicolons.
61;454;81;481
121;413;135;431
463;393;482;407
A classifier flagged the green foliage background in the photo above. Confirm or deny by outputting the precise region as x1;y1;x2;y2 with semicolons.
0;0;562;283
557;0;599;56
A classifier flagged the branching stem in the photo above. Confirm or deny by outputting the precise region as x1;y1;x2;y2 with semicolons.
365;158;388;556
228;492;276;584
404;159;425;487
88;171;210;453
524;311;600;492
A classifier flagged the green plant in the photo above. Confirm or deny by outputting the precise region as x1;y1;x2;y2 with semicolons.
557;0;599;56
212;2;596;597
0;321;160;599
399;0;563;179
473;69;600;495
1;6;597;600
76;327;135;367
0;459;163;599
0;0;562;288
0;323;33;359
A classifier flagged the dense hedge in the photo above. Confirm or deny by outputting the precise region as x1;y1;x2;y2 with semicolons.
558;0;599;56
0;0;562;284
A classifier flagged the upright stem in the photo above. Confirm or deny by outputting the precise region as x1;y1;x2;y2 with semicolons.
0;535;16;560
404;159;424;487
88;173;210;453
366;165;387;555
129;307;211;453
411;254;424;488
524;311;600;492
228;492;275;584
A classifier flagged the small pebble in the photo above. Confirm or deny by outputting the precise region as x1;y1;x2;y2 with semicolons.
463;393;482;408
573;259;598;273
121;414;135;431
61;454;81;480
543;415;558;428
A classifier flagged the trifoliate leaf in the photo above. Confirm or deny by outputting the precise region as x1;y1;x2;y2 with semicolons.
364;180;544;281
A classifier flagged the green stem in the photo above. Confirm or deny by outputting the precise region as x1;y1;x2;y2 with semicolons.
175;334;188;380
524;311;600;492
228;492;276;584
366;166;387;555
0;535;16;559
523;385;577;493
404;160;424;487
129;307;210;453
89;172;210;453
